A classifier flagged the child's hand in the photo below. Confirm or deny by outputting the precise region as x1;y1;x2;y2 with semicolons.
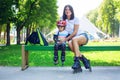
59;38;66;44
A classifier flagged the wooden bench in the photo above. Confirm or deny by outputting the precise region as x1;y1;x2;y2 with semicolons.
21;45;120;71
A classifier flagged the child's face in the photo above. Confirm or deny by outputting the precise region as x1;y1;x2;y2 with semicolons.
58;26;64;32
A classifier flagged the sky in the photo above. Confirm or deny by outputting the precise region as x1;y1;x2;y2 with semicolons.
57;0;103;18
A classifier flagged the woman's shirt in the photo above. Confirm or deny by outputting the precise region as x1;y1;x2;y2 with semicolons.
61;17;84;36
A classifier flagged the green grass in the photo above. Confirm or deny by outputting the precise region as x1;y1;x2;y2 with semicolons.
0;41;120;66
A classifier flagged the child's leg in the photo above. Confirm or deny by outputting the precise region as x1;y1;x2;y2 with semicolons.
54;43;59;65
61;44;66;65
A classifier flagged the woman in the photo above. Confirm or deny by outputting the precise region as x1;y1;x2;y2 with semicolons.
60;5;91;72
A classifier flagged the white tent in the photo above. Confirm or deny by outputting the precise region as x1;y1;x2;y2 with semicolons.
79;16;107;40
46;16;107;40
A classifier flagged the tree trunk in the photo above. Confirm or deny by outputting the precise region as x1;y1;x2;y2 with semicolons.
0;31;1;39
26;27;30;38
17;27;21;45
6;22;10;46
4;32;6;44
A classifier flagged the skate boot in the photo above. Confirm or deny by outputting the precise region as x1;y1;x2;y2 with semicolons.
72;57;82;73
54;44;59;65
79;55;92;72
54;56;58;65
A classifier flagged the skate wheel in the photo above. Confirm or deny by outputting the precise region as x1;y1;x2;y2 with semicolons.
88;60;92;72
54;61;58;65
89;67;92;72
73;68;82;74
61;61;64;66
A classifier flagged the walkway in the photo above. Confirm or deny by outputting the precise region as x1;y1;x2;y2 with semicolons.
0;66;120;80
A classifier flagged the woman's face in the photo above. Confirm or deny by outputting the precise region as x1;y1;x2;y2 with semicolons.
65;6;72;18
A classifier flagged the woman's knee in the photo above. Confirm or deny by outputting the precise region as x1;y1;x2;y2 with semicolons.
72;37;79;44
78;36;87;45
72;36;86;46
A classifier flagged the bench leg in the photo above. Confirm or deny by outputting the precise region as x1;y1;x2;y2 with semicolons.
25;51;29;66
21;45;29;71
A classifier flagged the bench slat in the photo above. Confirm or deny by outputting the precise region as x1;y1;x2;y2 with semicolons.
24;45;120;51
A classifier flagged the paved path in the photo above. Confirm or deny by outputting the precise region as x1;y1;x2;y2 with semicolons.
0;66;120;80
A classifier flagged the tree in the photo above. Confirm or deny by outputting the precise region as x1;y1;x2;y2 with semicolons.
86;9;98;27
87;0;120;37
99;0;119;36
0;0;14;45
114;0;120;22
0;0;58;45
14;0;58;44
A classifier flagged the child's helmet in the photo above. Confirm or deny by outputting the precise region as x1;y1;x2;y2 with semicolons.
57;20;66;27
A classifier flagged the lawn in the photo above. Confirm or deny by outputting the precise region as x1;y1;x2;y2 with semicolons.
0;41;120;67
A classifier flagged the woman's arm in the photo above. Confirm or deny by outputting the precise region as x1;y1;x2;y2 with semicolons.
66;24;79;41
59;24;79;44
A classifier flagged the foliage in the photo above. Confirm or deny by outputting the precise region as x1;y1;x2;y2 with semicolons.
114;0;120;21
0;0;16;45
86;9;98;27
14;0;58;31
0;0;58;45
87;0;120;37
0;0;14;24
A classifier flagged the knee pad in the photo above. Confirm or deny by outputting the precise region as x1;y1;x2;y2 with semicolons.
61;44;66;57
54;44;59;50
61;44;66;51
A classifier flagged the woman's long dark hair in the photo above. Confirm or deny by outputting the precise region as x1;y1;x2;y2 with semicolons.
62;5;74;20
